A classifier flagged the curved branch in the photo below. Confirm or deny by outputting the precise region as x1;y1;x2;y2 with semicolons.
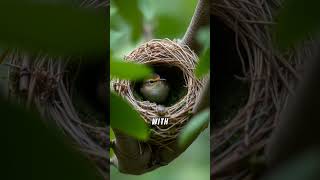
181;0;210;54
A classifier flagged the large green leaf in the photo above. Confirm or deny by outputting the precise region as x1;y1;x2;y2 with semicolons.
1;98;103;180
112;0;143;41
178;109;210;148
110;92;149;140
110;59;152;80
0;0;108;56
275;0;320;49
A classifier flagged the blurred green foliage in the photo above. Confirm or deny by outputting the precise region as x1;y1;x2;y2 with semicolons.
0;0;108;179
110;0;196;58
110;92;150;140
195;49;210;78
0;0;107;56
275;0;320;49
113;0;143;41
195;26;210;78
1;97;103;180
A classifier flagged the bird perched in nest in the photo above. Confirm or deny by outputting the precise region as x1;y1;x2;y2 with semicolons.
140;73;169;104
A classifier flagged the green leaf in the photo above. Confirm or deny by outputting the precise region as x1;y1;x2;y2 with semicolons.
0;98;103;180
113;0;143;41
110;92;149;140
275;0;320;49
0;0;108;56
195;48;210;78
110;128;115;157
110;59;152;80
110;128;115;140
178;109;210;148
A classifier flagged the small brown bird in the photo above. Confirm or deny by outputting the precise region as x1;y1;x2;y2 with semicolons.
140;74;169;104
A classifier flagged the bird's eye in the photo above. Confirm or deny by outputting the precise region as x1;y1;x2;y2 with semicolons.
149;80;154;84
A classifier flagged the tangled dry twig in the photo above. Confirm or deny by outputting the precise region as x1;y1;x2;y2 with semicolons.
8;51;109;178
211;0;316;179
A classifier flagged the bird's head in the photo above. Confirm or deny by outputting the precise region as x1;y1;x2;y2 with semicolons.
142;74;166;87
140;73;169;104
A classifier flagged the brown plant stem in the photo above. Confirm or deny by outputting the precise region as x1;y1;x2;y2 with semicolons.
143;23;153;42
181;0;210;54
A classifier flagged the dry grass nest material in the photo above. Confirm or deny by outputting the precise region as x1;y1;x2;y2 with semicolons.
112;39;206;146
211;0;316;179
7;52;109;178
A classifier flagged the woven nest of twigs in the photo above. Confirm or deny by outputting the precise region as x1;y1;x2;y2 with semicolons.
7;53;109;177
112;39;205;146
6;1;109;179
211;0;315;179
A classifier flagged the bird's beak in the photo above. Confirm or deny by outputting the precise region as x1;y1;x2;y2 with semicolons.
159;78;166;81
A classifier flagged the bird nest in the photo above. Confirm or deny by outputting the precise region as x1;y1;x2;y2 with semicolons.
6;0;109;179
211;0;316;179
112;39;205;146
7;53;109;178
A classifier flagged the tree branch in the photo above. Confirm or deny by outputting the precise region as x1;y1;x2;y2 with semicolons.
181;0;210;54
111;128;153;175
